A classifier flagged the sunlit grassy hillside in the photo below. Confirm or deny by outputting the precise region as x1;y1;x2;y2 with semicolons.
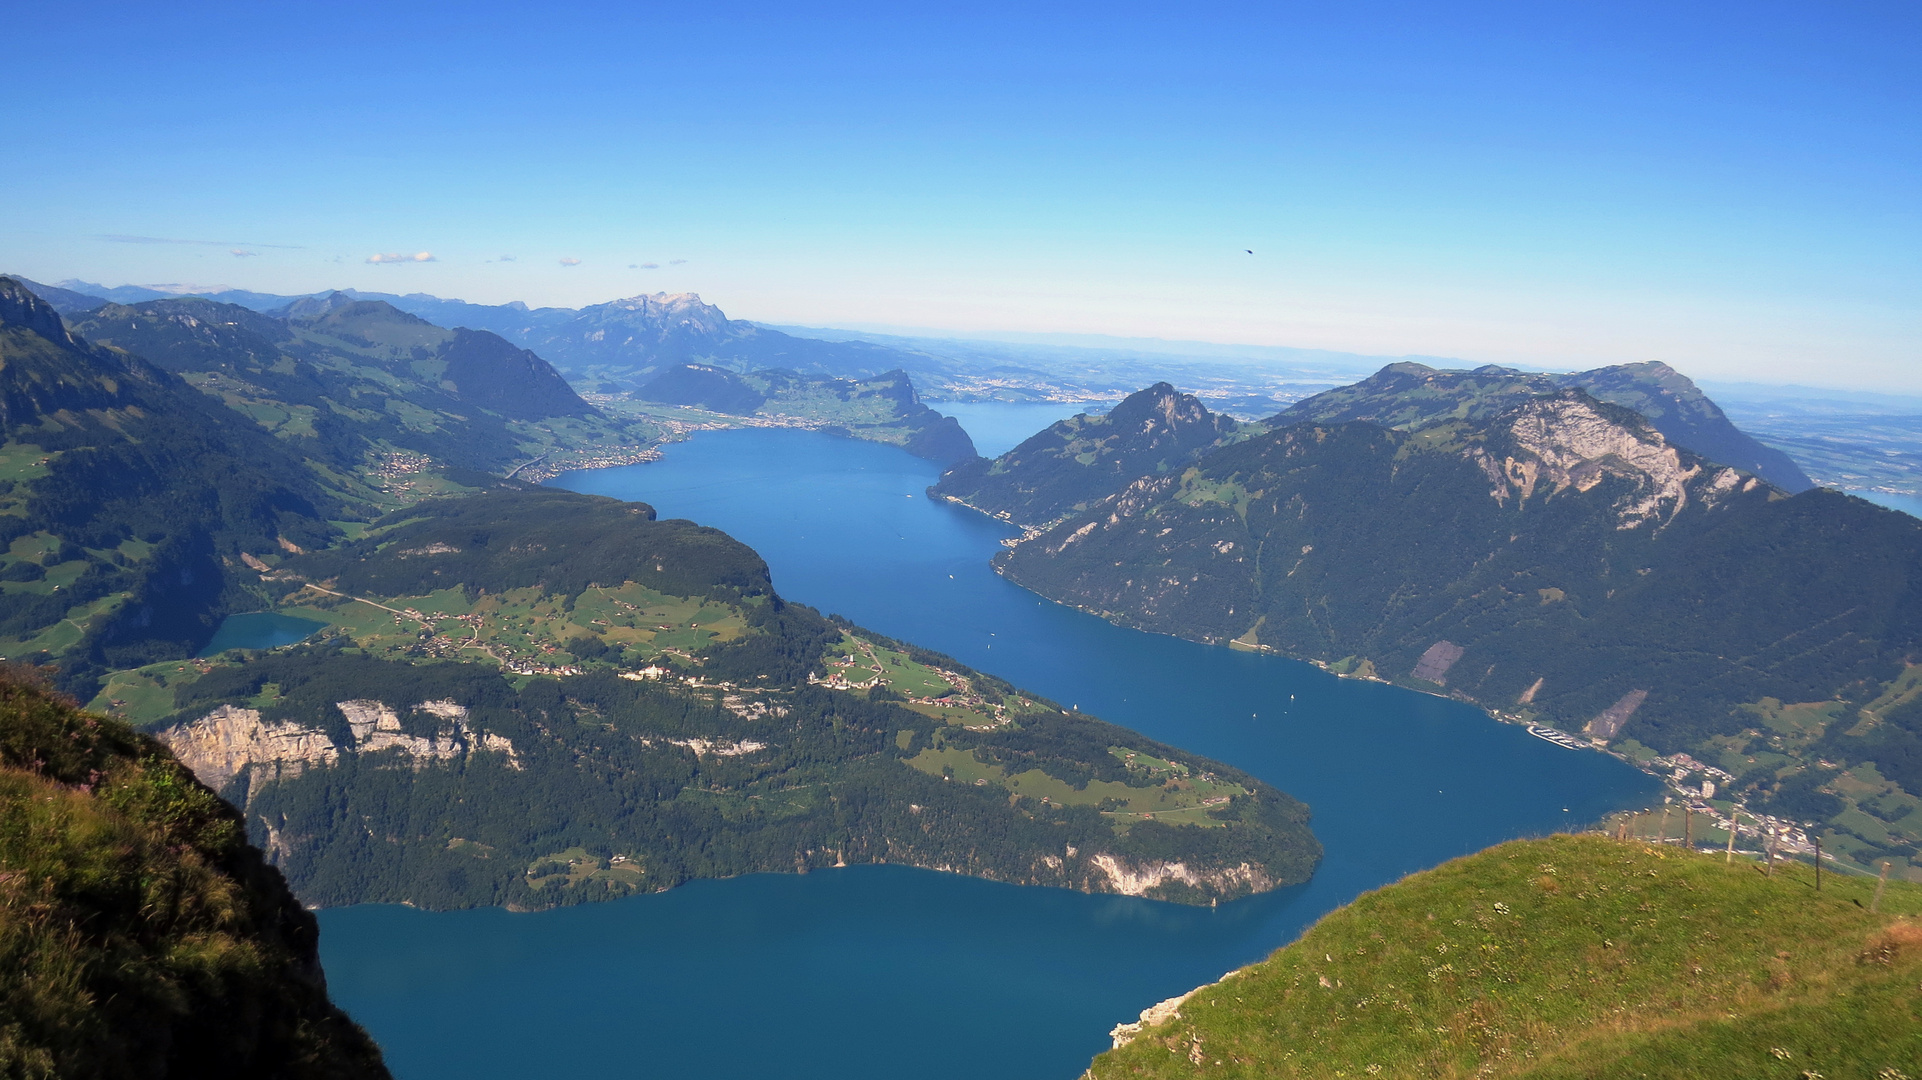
1089;833;1921;1080
0;673;389;1079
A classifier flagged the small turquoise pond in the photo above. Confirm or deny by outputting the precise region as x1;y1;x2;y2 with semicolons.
197;612;327;657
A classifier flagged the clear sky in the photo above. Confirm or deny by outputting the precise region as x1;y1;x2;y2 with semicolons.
6;1;1917;389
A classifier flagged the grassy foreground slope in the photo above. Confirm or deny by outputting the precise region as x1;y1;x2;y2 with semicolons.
1089;834;1921;1080
0;673;388;1080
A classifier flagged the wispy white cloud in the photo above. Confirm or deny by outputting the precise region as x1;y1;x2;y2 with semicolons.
230;249;258;258
499;255;516;262
98;233;302;249
559;257;582;267
367;251;436;264
632;262;659;269
669;258;687;265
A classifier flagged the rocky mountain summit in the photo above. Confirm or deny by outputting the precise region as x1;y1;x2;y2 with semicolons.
1276;360;1813;492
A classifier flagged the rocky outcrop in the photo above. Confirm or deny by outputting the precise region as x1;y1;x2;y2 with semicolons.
1109;971;1242;1050
1472;395;1758;530
158;705;340;791
159;697;520;795
1089;853;1274;897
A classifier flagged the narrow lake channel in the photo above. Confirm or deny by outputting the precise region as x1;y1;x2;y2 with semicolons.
315;417;1659;1080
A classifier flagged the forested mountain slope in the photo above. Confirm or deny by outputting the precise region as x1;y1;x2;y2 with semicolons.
1275;361;1812;492
68;292;620;476
0;671;390;1080
933;383;1246;527
995;389;1922;872
0;278;345;687
1087;834;1922;1080
935;364;1812;539
103;489;1320;909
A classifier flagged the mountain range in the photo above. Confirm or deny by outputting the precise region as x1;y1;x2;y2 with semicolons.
0;278;345;681
66;291;604;476
5;269;1914;1073
939;372;1922;876
933;361;1813;534
27;278;954;390
0;277;1320;915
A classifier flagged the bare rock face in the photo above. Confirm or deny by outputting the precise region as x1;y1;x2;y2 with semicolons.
1473;396;1760;529
1089;853;1274;898
158;704;340;791
159;698;519;796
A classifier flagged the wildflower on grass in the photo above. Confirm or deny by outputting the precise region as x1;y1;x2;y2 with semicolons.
1493;902;1511;914
1772;1048;1793;1060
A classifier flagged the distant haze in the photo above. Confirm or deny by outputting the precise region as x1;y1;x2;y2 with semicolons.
6;3;1916;390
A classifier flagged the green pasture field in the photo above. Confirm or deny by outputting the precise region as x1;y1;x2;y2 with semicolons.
904;700;1003;729
0;592;130;662
524;846;648;892
263;578;749;670
828;633;963;697
0;444;52;484
904;744;1248;828
88;659;239;724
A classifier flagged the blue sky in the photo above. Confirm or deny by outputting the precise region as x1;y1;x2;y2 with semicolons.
6;1;1917;388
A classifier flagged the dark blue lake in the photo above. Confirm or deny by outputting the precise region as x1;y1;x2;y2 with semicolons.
198;611;326;657
318;424;1658;1080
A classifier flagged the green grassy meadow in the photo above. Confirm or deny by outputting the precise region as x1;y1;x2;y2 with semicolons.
1087;833;1922;1080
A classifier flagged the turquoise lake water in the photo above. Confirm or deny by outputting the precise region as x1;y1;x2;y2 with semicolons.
197;611;326;656
929;400;1090;455
1851;489;1922;520
316;424;1659;1080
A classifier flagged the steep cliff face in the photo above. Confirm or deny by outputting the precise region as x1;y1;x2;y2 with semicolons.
158;697;522;798
159;703;342;791
0;672;390;1080
995;392;1922;752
